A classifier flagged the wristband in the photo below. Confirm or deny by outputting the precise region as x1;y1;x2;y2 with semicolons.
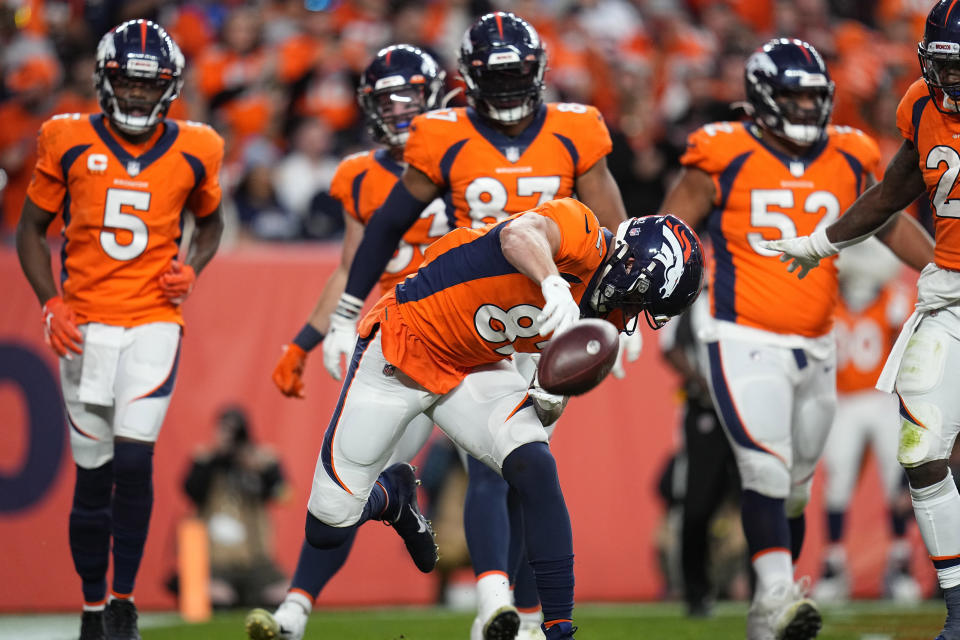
293;324;325;352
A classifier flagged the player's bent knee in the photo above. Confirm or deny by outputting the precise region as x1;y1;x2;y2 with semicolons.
501;441;556;488
737;451;790;499
897;400;943;467
307;485;366;528
905;459;950;489
304;511;355;549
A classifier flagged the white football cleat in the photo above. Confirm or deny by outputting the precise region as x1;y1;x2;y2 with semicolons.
811;573;849;603
748;579;822;640
887;572;922;603
245;600;308;640
470;605;521;640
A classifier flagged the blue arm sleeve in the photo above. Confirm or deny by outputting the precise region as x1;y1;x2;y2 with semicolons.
343;179;428;301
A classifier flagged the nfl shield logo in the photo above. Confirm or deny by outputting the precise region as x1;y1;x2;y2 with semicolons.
789;161;804;177
505;146;520;163
126;161;141;176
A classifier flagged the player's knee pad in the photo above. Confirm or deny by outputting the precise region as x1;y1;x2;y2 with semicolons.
304;511;355;549
307;481;368;528
785;480;812;518
66;405;114;469
73;461;113;509
737;450;790;499
897;398;944;467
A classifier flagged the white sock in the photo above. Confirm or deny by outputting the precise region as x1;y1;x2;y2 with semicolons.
476;572;512;615
753;550;794;599
82;602;106;612
824;544;846;572
518;608;543;630
911;471;960;588
283;589;313;615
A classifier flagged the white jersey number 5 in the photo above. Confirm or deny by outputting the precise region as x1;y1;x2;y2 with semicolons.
100;188;150;261
747;189;840;256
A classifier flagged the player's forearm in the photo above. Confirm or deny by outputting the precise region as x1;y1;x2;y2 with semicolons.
186;207;224;275
825;183;902;245
304;266;348;335
15;217;58;305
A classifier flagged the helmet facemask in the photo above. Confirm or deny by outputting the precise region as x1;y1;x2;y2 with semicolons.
920;41;960;113
100;69;181;135
461;52;545;124
363;84;429;147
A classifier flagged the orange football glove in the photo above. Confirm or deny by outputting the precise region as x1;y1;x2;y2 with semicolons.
159;260;196;304
273;343;308;398
41;296;83;358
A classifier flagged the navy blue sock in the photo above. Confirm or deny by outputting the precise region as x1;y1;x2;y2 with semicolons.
290;531;357;598
740;490;789;558
507;487;540;610
465;456;510;575
305;511;357;550
111;441;153;596
501;442;573;625
827;510;845;543
890;511;908;538
788;514;805;562
69;462;113;604
943;584;960;639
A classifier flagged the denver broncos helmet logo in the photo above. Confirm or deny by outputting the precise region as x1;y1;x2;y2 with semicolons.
653;217;694;298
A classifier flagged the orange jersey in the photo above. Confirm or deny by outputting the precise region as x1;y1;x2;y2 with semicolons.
835;284;911;393
27;113;223;327
680;121;880;337
329;148;450;294
358;197;613;394
896;78;960;270
403;103;613;229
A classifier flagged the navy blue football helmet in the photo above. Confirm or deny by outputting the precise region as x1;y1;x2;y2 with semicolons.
919;0;960;114
358;44;445;146
459;12;546;124
744;38;834;146
592;215;704;330
95;20;184;135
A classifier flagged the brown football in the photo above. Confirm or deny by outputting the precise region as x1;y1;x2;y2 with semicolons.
537;319;620;396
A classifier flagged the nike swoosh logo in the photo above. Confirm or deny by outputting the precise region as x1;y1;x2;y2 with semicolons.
412;507;427;533
584;214;591;234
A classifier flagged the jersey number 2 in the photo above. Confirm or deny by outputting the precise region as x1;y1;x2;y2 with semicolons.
100;188;150;260
927;145;960;218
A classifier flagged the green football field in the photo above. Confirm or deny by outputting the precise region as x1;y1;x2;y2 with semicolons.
132;601;946;640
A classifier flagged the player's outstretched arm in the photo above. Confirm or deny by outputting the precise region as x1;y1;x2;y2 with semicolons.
501;213;579;337
762;140;931;277
575;156;627;229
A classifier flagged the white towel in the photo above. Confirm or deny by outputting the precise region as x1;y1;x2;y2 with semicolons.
77;324;125;406
876;264;960;392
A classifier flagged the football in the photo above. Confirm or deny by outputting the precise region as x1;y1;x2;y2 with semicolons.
537;319;620;396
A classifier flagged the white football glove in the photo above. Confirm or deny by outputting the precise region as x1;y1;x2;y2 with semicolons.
759;228;839;280
537;274;581;337
322;293;362;381
528;375;568;426
611;330;643;379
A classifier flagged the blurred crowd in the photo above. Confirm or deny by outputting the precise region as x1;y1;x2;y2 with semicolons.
0;0;933;244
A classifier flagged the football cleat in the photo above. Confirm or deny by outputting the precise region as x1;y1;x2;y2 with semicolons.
79;610;106;640
543;622;578;640
380;463;439;573
245;601;308;640
104;599;141;640
811;573;849;603
748;579;822;640
471;605;521;640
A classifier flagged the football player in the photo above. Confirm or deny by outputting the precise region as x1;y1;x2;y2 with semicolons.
660;38;931;640
287;197;703;640
320;13;639;639
811;239;919;604
247;44;450;640
15;20;224;640
760;3;960;636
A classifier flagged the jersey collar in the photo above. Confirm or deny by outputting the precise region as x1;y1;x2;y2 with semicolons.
90;114;180;177
465;104;548;164
373;148;404;177
748;123;828;177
